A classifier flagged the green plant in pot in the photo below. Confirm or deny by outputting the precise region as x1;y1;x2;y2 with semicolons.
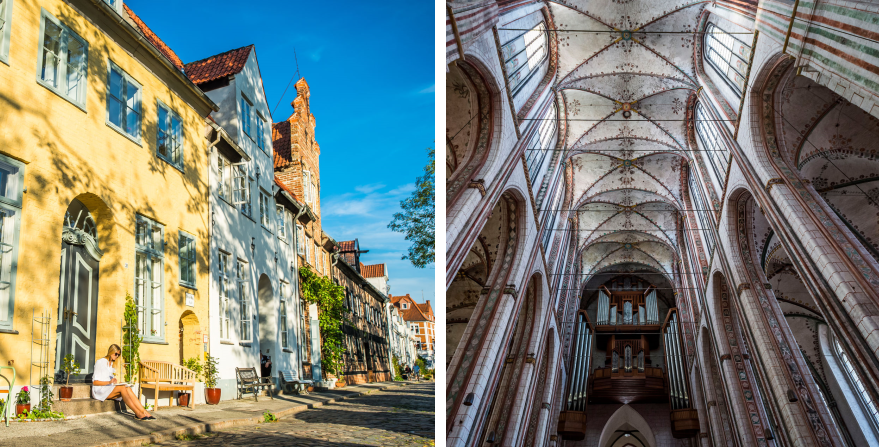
15;386;30;417
204;354;221;405
179;357;202;407
59;354;80;401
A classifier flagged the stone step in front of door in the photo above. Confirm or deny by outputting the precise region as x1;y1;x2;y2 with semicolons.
53;397;120;416
52;384;93;400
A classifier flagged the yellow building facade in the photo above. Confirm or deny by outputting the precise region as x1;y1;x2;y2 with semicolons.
0;0;216;386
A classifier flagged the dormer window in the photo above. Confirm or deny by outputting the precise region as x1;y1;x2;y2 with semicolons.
402;302;408;309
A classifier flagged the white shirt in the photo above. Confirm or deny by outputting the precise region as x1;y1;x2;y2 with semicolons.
91;358;120;401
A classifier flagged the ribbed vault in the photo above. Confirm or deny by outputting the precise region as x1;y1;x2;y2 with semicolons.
551;0;706;285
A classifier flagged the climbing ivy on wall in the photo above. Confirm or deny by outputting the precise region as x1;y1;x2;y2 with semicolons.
299;266;348;377
122;292;142;383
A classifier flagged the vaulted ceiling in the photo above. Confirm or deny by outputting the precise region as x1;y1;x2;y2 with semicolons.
550;0;706;285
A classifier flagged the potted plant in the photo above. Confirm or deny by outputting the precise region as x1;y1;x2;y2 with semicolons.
59;354;80;401
179;357;202;407
15;386;30;416
204;354;221;405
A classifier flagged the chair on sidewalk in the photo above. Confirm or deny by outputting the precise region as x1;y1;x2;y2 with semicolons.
236;367;273;401
138;360;197;411
279;370;313;395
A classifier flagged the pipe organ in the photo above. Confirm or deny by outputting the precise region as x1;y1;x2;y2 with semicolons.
595;286;658;327
565;312;592;412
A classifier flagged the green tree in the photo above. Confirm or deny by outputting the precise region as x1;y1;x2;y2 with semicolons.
299;266;349;377
388;146;435;268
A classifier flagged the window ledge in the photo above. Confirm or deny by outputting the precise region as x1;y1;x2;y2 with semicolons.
239;342;252;347
105;121;143;147
0;328;19;334
36;78;87;113
240;212;256;224
282;348;294;353
157;154;185;174
142;340;168;345
179;282;197;291
220;340;234;345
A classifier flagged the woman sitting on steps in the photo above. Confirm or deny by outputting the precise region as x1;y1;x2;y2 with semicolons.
92;344;155;421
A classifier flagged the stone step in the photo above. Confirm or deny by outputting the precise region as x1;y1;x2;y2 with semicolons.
51;384;93;400
53;398;120;416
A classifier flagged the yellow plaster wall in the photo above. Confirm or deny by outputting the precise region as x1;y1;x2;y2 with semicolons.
0;0;210;384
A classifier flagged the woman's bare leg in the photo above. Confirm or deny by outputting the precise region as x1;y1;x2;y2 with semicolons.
107;386;150;418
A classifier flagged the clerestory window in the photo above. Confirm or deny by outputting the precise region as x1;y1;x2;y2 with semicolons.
524;103;558;187
157;102;183;169
37;11;88;108
501;21;548;97
834;336;879;432
107;62;142;141
689;172;716;258
695;103;730;191
704;23;751;97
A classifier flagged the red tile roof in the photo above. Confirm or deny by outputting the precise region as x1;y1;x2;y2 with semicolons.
361;263;386;278
338;240;357;252
272;121;293;169
184;45;253;85
390;294;434;322
274;177;302;204
123;4;184;71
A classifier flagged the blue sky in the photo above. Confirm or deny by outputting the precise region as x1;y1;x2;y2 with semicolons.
127;1;435;303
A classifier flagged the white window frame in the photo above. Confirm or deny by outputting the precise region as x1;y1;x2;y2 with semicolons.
259;191;270;228
232;163;251;216
0;0;13;65
157;100;184;170
178;231;196;289
240;94;252;137
296;224;304;255
216;153;231;202
106;60;142;143
704;23;751;98
314;242;320;270
279;281;289;349
256;113;267;152
134;215;164;343
306;240;313;266
0;155;24;331
237;259;252;342
276;205;287;240
36;9;88;110
833;334;879;434
218;251;231;340
501;21;548;97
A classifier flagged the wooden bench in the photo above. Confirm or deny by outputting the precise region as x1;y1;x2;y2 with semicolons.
138;361;197;411
236;367;273;401
279;370;313;395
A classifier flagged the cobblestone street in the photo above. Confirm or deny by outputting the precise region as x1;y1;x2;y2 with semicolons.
154;382;435;447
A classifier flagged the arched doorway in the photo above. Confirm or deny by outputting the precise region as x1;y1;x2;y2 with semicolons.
54;198;102;383
596;405;656;447
257;274;273;378
179;311;200;364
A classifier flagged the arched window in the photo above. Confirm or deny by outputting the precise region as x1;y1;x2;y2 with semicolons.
704;23;751;97
524;103;558;187
695;103;730;190
501;21;548;98
688;170;715;258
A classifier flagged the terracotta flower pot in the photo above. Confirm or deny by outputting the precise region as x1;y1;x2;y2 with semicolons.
59;386;73;401
178;393;190;407
205;388;221;405
15;404;30;416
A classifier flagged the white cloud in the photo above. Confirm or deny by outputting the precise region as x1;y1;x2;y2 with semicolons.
418;84;435;94
355;183;385;194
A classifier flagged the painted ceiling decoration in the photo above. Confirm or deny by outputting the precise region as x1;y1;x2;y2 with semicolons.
550;0;707;286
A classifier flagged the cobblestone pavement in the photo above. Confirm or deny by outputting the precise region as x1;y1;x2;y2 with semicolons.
155;382;435;447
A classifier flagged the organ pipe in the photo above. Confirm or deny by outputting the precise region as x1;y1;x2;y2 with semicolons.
646;289;658;324
570;315;587;410
671;314;689;407
639;305;645;325
598;291;609;325
663;311;689;410
566;313;592;412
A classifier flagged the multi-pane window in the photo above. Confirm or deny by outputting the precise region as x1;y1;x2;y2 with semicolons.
37;12;88;108
216;154;231;201
501;21;548;96
301;301;311;363
695;104;730;191
834;336;879;430
0;156;23;331
240;95;252;137
306;240;313;266
259;192;270;227
296;225;305;255
107;63;142;140
0;0;13;63
178;232;196;288
524;104;558;186
314;242;320;269
704;23;751;97
689;173;716;258
276;205;286;240
311;181;317;207
303;170;312;204
279;282;289;349
256;115;266;151
135;216;164;341
232;163;251;215
542;180;562;250
218;252;231;339
157;103;183;168
237;260;251;342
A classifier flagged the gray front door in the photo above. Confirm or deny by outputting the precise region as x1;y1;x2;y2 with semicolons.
55;200;102;384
